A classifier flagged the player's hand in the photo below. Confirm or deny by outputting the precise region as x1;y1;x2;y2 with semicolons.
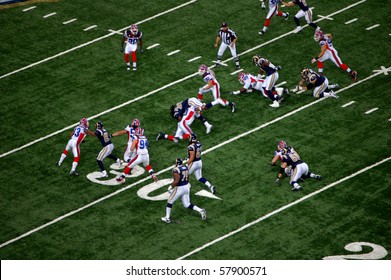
311;58;317;64
139;48;144;54
120;46;124;52
276;65;282;71
275;178;281;185
214;43;218;48
168;186;173;194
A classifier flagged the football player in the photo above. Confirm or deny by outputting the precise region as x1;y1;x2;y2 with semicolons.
57;118;96;176
111;118;140;163
198;65;236;113
156;98;204;143
282;1;320;33
94;121;122;178
275;146;322;191
116;127;158;183
161;158;206;223
252;54;282;107
187;135;216;194
298;67;339;99
121;24;143;71
231;72;288;103
312;30;357;81
170;98;213;134
259;0;289;35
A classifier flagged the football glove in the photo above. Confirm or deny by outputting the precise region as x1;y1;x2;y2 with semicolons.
275;65;282;71
275;178;281;185
311;58;317;64
139;48;144;54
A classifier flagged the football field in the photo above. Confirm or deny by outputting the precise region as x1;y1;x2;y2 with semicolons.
0;0;390;261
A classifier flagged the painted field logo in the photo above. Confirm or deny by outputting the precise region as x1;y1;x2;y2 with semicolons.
0;0;58;10
87;162;222;201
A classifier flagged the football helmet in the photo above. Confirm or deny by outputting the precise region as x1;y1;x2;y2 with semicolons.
130;24;138;35
80;118;89;127
135;127;144;136
132;118;140;128
189;134;197;143
198;64;208;76
252;54;262;66
238;72;245;84
301;67;310;79
278;140;287;150
175;158;183;166
314;30;324;42
96;121;103;129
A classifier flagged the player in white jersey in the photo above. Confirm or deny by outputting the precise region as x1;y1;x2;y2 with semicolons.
259;0;289;35
282;0;320;33
111;118;140;163
121;24;143;71
214;22;240;69
312;30;357;81
157;98;204;143
57;118;95;176
231;72;288;103
116;127;158;183
197;65;236;113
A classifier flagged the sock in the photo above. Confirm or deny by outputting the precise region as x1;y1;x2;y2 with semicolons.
124;53;130;63
97;160;105;171
71;161;78;172
165;203;172;218
199;177;212;188
294;17;300;26
204;121;210;127
59;153;67;164
309;22;318;29
131;51;137;62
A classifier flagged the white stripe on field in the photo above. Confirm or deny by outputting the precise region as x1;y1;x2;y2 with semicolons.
365;108;379;114
0;0;369;158
0;66;386;249
366;24;380;30
23;6;36;12
187;56;202;62
43;12;56;18
345;18;358;24
147;43;160;50
341;101;355;107
83;25;97;31
275;81;287;87
63;18;77;25
167;50;181;56
0;0;198;80
107;29;122;35
230;69;243;75
177;156;391;260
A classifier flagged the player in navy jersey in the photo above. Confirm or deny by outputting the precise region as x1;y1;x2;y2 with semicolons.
214;22;240;69
252;54;282;107
282;0;319;33
121;24;143;71
94;122;122;178
276;146;322;191
187;135;216;194
298;67;339;99
161;158;206;223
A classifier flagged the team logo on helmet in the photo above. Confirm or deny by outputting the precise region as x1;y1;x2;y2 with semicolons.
80;118;89;128
175;158;183;166
132;118;140;128
96;121;104;129
314;30;324;42
198;64;208;76
131;24;138;35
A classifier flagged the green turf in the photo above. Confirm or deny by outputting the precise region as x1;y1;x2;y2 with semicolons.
0;0;390;260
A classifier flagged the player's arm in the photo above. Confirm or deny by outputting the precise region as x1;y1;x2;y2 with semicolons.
139;37;143;53
326;33;333;39
214;34;221;48
187;150;195;166
297;78;308;90
271;154;280;166
85;129;96;136
275;162;288;185
171;171;181;188
121;35;126;52
130;139;137;152
312;45;327;63
282;1;295;7
111;129;127;137
201;80;214;91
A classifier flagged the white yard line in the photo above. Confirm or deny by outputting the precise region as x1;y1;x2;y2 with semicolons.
23;6;36;12
177;156;391;260
275;81;287;87
187;56;202;62
107;29;122;35
43;12;56;18
83;25;97;31
0;67;387;250
63;18;77;25
345;18;358;24
341;101;355;107
230;69;243;75
167;50;181;56
365;108;379;114
366;24;380;30
0;0;198;80
0;0;371;159
147;43;160;50
317;15;334;21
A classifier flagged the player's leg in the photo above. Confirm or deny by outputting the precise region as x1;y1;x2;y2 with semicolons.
260;4;278;34
265;73;280;107
162;187;182;223
129;44;138;71
305;9;318;29
70;144;80;175
181;185;206;220
329;49;357;81
142;155;158;181
58;140;72;166
290;165;305;191
216;42;228;67
124;43;132;70
116;154;140;182
194;162;216;194
228;44;240;69
294;10;304;32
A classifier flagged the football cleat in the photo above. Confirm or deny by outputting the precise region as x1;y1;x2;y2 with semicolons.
258;30;265;36
205;123;213;134
99;172;108;178
156;132;165;141
200;209;207;220
314;174;323;180
235;65;241;70
133;66;137;71
269;100;280;108
329;90;339;99
292;186;302;191
285;12;289;20
294;26;303;33
70;171;79;176
161;217;171;223
117;159;123;167
350;71;357;81
230;102;236;113
214;62;221;68
283;88;290;95
151;174;158;182
210;186;216;195
57;161;62;167
116;176;126;183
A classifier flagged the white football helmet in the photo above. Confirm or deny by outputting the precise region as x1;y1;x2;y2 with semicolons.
80;118;89;128
130;24;138;35
314;30;324;42
238;72;245;84
198;64;208;76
